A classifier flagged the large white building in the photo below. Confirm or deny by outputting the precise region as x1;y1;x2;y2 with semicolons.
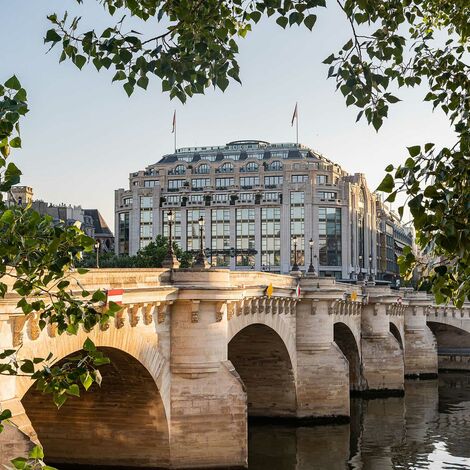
115;139;411;279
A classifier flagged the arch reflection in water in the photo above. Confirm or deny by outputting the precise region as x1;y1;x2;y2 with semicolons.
249;373;470;470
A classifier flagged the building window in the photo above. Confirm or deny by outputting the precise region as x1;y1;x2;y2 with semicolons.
239;192;254;202
144;180;158;187
162;210;181;247
213;193;229;204
319;207;342;266
266;160;283;171
195;164;210;174
140;196;153;208
291;174;308;183
140;210;153;223
290;192;305;267
122;197;132;206
192;178;210;190
187;209;205;252
215;177;234;189
168;179;185;191
169;165;186;175
263;192;280;202
118;212;129;254
270;152;287;159
318;191;337;200
264;176;283;188
261;207;281;268
236;208;255;266
190;194;204;203
211;209;230;266
243;162;259;172
240;176;259;189
316;175;328;185
165;195;180;205
217;162;234;173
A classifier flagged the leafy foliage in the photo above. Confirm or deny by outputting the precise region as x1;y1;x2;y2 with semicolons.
44;0;469;305
0;75;121;466
79;235;194;268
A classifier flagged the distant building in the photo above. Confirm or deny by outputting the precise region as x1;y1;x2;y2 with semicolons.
8;186;114;253
376;199;414;286
115;139;413;279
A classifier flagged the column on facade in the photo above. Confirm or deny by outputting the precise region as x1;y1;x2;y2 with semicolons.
280;186;291;273
361;295;404;392
340;205;349;279
295;290;349;419
404;302;437;377
254;205;262;271
303;179;314;272
130;187;141;255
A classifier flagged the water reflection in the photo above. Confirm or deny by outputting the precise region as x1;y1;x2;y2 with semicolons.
249;373;470;469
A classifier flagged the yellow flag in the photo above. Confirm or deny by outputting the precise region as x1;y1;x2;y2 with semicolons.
351;291;358;301
266;283;274;298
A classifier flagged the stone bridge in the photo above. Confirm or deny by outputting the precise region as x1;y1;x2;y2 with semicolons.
1;269;469;468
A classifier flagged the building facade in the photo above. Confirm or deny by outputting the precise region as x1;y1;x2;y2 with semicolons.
115;139;410;278
9;186;115;253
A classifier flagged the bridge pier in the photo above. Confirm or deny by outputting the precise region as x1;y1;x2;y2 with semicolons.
296;296;349;421
403;301;437;378
361;299;404;394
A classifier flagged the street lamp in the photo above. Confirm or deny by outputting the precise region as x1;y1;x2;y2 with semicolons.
308;238;316;274
357;255;363;281
194;216;210;268
162;210;180;269
292;236;299;272
368;254;374;282
94;240;100;269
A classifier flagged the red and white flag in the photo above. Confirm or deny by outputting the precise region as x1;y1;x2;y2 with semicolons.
295;281;301;298
172;110;176;133
106;288;124;305
291;102;298;127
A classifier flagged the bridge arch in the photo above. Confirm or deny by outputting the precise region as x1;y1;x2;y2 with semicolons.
333;322;362;392
16;326;170;467
428;321;470;349
228;322;297;418
390;322;404;349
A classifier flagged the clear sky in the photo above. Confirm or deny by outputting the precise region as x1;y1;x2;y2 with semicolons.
1;1;456;228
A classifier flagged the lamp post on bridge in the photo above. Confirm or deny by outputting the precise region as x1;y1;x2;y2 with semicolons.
94;240;100;269
194;216;210;268
307;238;316;275
357;255;364;281
291;236;299;272
368;254;375;283
162;210;180;269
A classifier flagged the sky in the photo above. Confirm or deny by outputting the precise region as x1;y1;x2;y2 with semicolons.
0;1;456;228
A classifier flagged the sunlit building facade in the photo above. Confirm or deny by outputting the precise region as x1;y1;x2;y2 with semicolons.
115;139;410;278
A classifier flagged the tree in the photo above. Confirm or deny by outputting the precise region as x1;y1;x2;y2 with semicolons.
44;0;469;306
0;78;121;469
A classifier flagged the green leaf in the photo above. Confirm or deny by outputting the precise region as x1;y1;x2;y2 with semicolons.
80;373;93;391
66;384;80;397
5;75;21;90
74;55;87;70
304;14;317;30
10;457;27;469
137;76;149;90
407;145;421;157
376;173;394;193
83;337;96;352
45;29;62;43
276;16;288;28
123;82;134;97
29;446;44;459
20;360;35;374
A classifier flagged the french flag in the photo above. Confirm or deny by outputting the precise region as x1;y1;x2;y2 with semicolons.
106;289;124;305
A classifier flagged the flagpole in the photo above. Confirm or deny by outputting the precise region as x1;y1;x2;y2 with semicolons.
296;104;299;146
174;110;177;153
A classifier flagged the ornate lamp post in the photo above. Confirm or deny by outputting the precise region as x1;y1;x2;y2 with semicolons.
308;238;316;274
292;236;299;272
162;210;180;269
194;216;210;268
368;254;374;282
357;255;363;281
94;240;100;269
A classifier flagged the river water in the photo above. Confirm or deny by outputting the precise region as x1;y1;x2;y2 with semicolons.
249;372;470;470
56;372;470;470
